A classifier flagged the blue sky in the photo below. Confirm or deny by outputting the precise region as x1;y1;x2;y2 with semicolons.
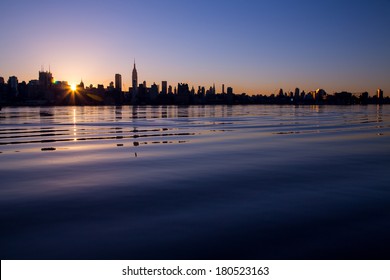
1;0;389;95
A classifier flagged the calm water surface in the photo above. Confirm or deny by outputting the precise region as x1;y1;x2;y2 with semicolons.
0;105;389;259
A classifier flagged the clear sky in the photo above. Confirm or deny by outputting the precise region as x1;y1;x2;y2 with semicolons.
1;0;389;96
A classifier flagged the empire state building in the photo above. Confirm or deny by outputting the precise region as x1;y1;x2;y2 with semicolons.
132;60;138;95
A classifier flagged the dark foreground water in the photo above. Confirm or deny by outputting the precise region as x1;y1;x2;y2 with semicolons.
0;105;389;259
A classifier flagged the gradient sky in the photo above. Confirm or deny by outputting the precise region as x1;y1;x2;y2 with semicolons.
1;0;389;95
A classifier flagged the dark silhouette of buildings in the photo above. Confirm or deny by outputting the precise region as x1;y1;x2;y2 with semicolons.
377;88;384;99
39;70;53;90
161;81;167;95
8;76;19;96
131;60;138;103
0;64;389;106
77;79;85;91
115;74;122;92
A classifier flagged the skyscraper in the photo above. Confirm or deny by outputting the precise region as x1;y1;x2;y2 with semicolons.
161;81;167;94
39;70;53;90
377;88;383;100
8;76;18;94
294;88;300;99
132;60;138;95
115;74;122;91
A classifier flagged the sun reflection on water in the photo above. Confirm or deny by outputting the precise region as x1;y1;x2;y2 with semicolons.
73;108;77;141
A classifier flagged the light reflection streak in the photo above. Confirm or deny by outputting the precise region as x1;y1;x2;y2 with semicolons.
73;108;77;141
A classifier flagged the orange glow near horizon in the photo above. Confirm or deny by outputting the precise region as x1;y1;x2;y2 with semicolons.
70;84;76;91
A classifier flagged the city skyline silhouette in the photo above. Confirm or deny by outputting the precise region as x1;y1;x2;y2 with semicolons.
0;63;387;106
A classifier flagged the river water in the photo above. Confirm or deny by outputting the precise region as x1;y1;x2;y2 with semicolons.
0;105;389;259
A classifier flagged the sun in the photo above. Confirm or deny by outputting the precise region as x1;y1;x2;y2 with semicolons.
70;84;76;91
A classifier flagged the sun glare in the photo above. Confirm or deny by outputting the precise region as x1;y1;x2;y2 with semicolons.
70;84;76;91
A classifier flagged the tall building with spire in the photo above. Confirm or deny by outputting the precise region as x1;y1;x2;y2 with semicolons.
132;60;138;96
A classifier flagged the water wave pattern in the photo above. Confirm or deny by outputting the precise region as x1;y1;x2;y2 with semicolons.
0;105;388;150
1;105;390;259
